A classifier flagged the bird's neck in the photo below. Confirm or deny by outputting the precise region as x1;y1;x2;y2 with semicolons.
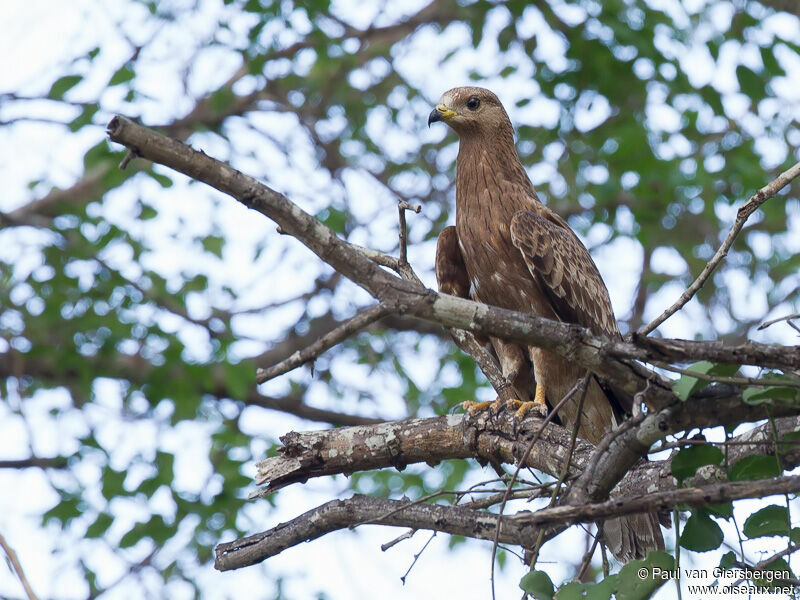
455;130;539;213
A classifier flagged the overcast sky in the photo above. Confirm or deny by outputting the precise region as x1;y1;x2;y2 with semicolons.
2;0;800;598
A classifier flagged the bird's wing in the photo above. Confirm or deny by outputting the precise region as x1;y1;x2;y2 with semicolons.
435;225;470;298
510;210;619;338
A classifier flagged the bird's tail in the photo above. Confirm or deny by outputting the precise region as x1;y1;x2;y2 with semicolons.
603;511;664;561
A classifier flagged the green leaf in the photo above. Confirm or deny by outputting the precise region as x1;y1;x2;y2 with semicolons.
681;510;723;552
753;558;793;588
42;495;82;526
743;505;790;538
148;170;173;188
779;430;800;454
672;361;738;401
109;64;135;86
101;467;127;499
139;203;158;220
736;64;765;99
728;455;780;481
791;528;800;544
202;235;225;258
223;361;255;400
85;512;114;538
671;444;723;483
48;74;82;99
68;103;100;132
318;206;348;234
208;87;237;114
742;385;800;406
705;502;733;519
718;551;736;570
615;550;674;600
556;577;616;600
520;571;555;599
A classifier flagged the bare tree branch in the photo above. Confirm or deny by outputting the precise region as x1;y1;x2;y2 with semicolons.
252;388;800;503
105;114;800;577
215;475;800;571
0;531;39;600
251;411;590;498
256;303;391;383
639;159;800;336
759;312;800;332
104;116;800;411
0;456;69;470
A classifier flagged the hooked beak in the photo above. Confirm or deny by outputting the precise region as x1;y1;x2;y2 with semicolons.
427;103;458;127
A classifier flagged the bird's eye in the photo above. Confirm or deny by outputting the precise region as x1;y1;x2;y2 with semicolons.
466;96;480;110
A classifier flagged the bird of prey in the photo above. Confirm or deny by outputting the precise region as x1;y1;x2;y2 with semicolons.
428;86;663;560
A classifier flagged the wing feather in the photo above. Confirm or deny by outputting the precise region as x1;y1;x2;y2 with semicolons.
510;210;619;338
435;226;470;298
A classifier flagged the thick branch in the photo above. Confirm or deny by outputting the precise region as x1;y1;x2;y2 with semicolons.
105;116;799;409
215;475;800;571
104;116;669;401
253;387;800;499
215;494;529;571
252;411;590;497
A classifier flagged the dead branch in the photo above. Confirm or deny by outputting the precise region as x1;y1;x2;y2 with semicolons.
0;531;39;600
251;411;591;498
107;115;799;412
256;303;391;383
639;159;800;335
105;115;800;575
253;389;800;508
215;476;800;571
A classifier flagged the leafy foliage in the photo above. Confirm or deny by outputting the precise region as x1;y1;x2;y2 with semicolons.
2;0;800;598
671;443;724;483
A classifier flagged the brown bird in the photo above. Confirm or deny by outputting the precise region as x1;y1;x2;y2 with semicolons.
428;86;663;560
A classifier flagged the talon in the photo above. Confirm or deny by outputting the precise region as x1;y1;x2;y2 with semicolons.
512;385;548;423
489;398;507;416
514;400;547;422
461;399;497;416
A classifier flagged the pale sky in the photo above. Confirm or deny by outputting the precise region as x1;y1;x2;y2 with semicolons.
1;1;799;599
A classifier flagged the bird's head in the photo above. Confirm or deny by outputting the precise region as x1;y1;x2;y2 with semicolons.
427;86;512;138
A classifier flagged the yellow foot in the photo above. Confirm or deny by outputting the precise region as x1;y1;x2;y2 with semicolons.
512;384;548;422
461;398;504;416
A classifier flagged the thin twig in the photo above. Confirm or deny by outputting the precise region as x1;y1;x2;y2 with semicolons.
752;542;800;571
489;377;587;600
382;529;416;552
674;505;683;600
575;529;601;582
256;303;391;383
449;329;508;397
648;360;800;389
600;533;609;577
397;200;421;266
759;312;800;331
639;159;800;335
0;532;39;600
766;408;794;571
400;532;436;585
527;371;592;570
380;484;550;552
119;149;138;170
